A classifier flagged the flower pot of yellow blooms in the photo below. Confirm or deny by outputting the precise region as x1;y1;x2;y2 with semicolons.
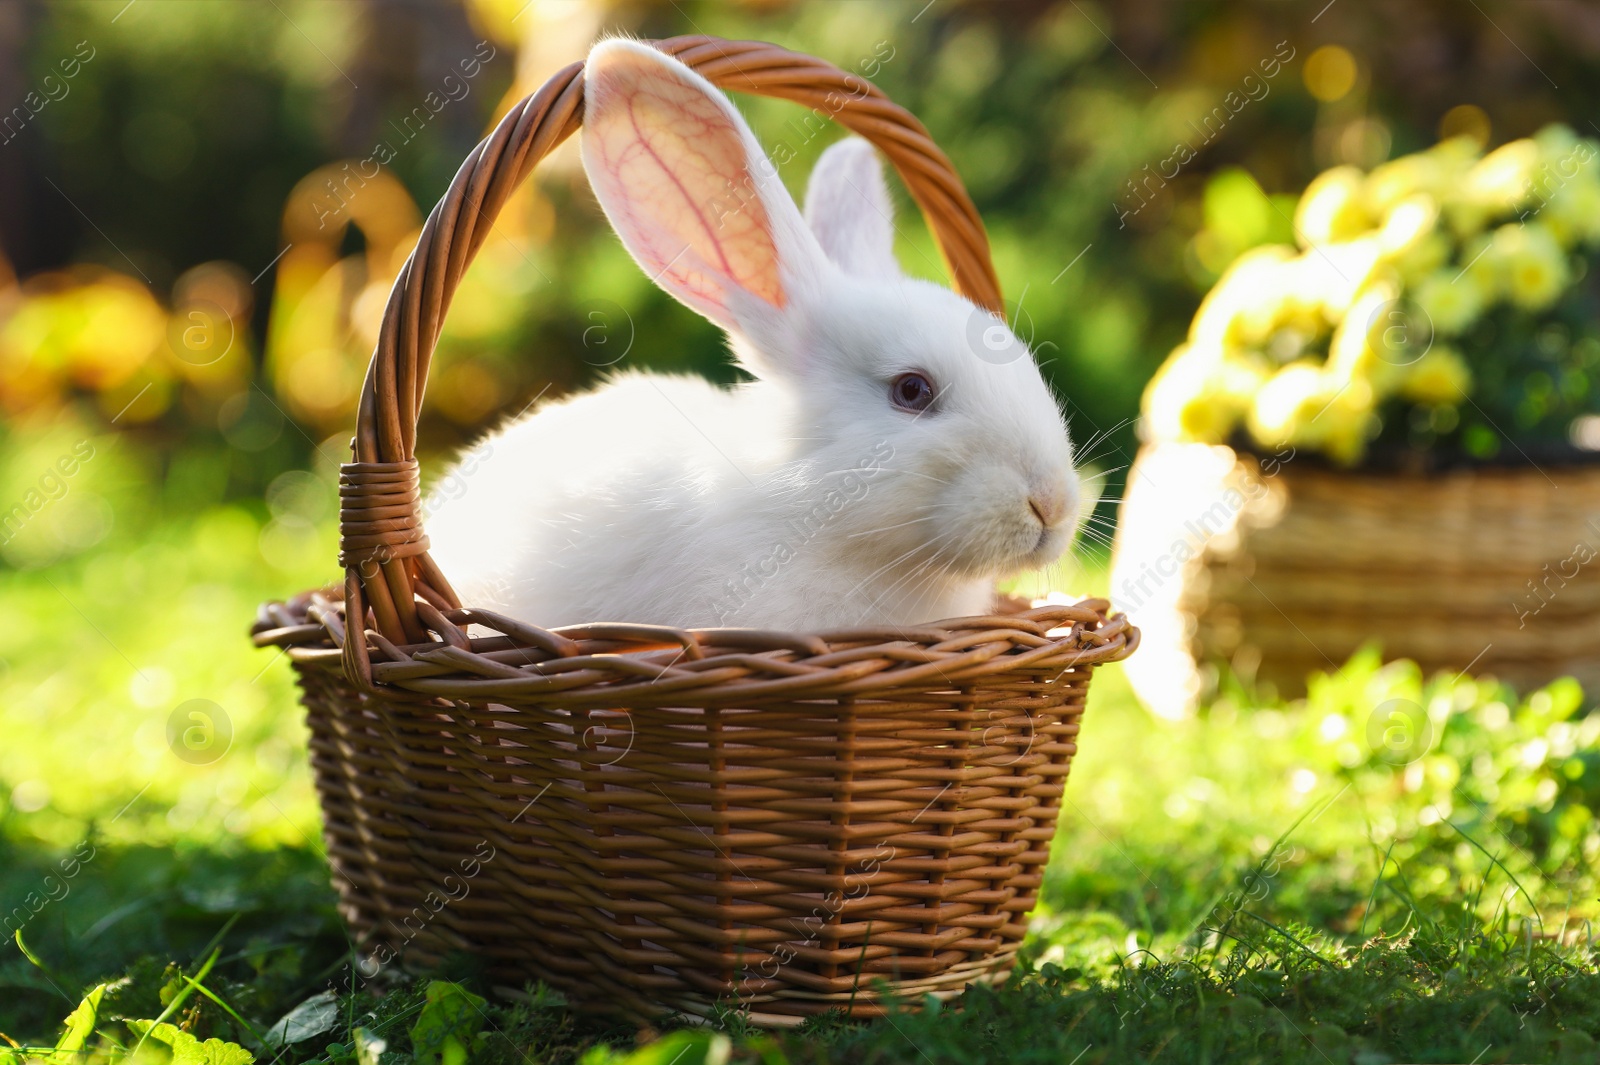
1112;124;1600;718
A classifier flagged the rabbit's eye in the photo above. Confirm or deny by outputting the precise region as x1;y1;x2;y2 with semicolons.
890;372;936;413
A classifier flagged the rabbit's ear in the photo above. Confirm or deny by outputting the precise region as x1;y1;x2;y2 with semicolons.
581;39;826;339
803;137;903;280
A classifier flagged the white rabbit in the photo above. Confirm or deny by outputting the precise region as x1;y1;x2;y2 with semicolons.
424;38;1079;632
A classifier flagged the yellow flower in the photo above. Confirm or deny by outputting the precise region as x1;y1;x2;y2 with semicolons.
1189;245;1297;349
1443;198;1491;241
1377;194;1440;264
1493;222;1569;310
1464;138;1539;215
1217;356;1269;405
1459;231;1503;299
1246;360;1377;462
1411;268;1485;337
1144;345;1236;443
1295;167;1371;247
1298;237;1387;317
1400;346;1473;405
1175;390;1237;443
1404;137;1482;237
1328;281;1396;376
1544;170;1600;246
1376;192;1445;285
1395;231;1452;286
1275;257;1323;326
1365;156;1441;216
1314;373;1379;465
1235;300;1293;349
1427;135;1483;179
1520;129;1599;245
1534;123;1581;167
1247;361;1333;448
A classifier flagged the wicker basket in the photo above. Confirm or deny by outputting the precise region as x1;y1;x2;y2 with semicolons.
1112;440;1600;717
252;36;1137;1026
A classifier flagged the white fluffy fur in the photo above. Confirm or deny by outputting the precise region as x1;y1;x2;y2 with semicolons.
426;39;1079;630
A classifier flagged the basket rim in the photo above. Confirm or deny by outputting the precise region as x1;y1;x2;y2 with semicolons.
254;593;1138;707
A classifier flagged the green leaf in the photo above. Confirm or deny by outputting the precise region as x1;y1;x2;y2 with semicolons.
264;990;339;1047
13;930;54;977
57;983;108;1053
408;982;487;1065
580;1031;731;1065
125;1020;254;1065
352;1027;387;1065
127;947;222;1064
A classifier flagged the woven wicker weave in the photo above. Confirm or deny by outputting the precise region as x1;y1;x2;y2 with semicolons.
253;36;1136;1025
1113;441;1600;716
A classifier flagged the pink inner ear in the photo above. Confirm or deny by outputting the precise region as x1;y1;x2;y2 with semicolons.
585;49;786;318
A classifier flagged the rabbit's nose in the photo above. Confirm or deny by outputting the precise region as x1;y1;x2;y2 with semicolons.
1028;485;1071;528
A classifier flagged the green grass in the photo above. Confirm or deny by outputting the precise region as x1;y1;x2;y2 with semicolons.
2;496;1598;1064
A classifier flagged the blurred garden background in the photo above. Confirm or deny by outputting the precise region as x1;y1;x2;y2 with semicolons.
3;1;1600;1062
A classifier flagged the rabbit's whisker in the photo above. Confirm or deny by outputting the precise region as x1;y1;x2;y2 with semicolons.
873;468;952;486
856;526;958;601
866;530;961;610
898;556;956;614
1074;414;1136;453
845;515;937;538
854;539;939;590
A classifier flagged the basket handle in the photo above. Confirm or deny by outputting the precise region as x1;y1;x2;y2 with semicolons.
338;35;1004;684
